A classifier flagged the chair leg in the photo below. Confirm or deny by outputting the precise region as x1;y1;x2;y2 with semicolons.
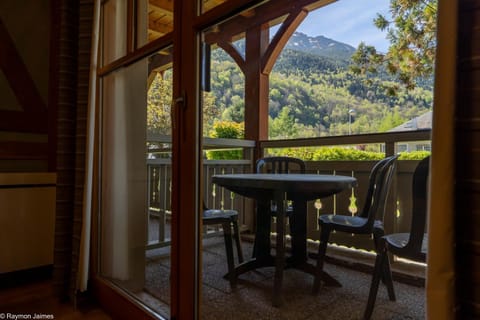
232;219;244;263
222;222;236;288
312;227;330;294
382;253;396;301
373;230;395;301
364;247;387;320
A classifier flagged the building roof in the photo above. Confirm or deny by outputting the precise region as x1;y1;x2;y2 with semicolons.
388;111;432;132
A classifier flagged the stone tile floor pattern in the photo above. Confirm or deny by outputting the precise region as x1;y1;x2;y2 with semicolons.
143;236;425;320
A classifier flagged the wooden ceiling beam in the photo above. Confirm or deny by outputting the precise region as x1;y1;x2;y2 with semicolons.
149;0;173;13
149;3;173;17
217;41;246;73
148;50;173;74
202;0;226;12
262;9;308;74
149;18;172;34
148;29;164;41
203;0;335;46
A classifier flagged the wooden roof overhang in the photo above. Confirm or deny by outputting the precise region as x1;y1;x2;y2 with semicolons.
148;0;336;69
147;0;337;157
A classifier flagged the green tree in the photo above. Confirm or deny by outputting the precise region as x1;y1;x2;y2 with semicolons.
377;107;406;132
202;91;221;136
351;0;437;91
269;107;298;139
221;95;244;123
147;72;172;135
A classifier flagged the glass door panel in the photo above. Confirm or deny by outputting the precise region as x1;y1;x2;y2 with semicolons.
99;57;148;299
101;0;127;66
144;47;174;317
139;0;174;45
199;8;255;317
99;47;173;319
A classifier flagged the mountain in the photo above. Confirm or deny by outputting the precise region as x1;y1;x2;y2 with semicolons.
202;30;433;138
284;32;356;61
212;31;356;63
272;33;355;77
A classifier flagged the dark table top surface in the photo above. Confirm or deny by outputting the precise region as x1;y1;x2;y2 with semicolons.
212;173;357;200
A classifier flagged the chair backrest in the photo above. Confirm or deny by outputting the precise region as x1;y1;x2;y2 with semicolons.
361;155;399;230
255;156;306;174
404;156;430;259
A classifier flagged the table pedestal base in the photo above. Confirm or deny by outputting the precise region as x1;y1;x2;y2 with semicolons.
223;255;342;307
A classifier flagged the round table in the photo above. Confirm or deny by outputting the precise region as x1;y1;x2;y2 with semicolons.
212;173;357;307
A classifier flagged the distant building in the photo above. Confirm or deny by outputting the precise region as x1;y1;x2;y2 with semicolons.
388;111;432;153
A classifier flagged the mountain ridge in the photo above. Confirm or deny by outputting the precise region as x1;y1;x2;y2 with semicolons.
215;31;357;62
284;32;356;60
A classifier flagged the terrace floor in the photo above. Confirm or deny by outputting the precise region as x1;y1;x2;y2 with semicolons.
140;233;425;320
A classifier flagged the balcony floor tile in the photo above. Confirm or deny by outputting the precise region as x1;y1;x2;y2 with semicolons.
143;235;425;319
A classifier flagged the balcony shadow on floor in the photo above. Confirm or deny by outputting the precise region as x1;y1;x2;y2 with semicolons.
144;236;425;320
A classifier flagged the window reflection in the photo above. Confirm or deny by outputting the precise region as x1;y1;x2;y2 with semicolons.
140;0;174;44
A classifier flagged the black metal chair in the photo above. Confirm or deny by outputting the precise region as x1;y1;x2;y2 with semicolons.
363;156;430;320
254;156;307;260
202;203;244;288
255;156;306;227
255;156;306;215
255;156;306;175
312;155;399;294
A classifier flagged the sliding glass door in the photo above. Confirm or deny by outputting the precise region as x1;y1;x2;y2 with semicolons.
95;1;267;319
97;1;175;318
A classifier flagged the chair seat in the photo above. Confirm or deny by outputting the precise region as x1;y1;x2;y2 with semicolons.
319;214;376;233
203;209;238;220
202;206;244;288
384;233;428;256
319;214;366;227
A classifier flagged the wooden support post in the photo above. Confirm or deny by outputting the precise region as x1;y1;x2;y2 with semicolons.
244;24;270;161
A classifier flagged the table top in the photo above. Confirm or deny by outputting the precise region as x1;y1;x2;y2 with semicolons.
212;173;357;201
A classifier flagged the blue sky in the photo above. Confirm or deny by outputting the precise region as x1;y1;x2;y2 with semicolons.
296;0;391;52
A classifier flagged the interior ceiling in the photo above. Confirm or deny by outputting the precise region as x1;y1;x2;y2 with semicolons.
147;0;332;42
148;0;228;41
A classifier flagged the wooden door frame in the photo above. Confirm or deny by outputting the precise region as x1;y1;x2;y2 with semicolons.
171;2;268;318
92;0;334;319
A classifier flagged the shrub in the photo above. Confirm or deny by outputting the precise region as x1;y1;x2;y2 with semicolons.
206;121;244;160
266;147;430;161
398;150;430;160
311;147;384;161
268;146;384;161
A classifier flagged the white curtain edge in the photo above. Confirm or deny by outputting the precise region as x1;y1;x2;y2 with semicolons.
77;0;101;293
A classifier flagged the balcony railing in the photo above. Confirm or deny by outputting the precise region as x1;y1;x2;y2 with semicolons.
146;129;431;254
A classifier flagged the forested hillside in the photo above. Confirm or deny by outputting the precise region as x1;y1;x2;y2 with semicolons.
208;32;433;139
147;32;434;139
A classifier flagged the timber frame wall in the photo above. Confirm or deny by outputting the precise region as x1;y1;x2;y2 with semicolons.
1;0;480;318
0;2;50;170
455;0;480;318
